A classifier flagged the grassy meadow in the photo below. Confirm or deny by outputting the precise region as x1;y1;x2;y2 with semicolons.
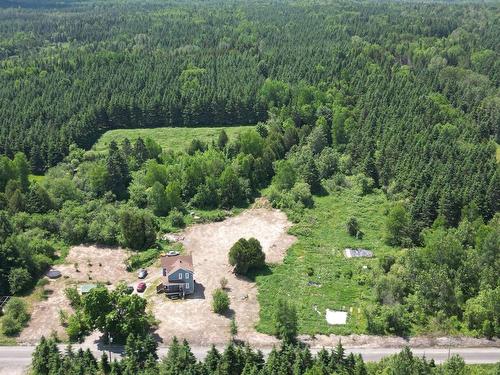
256;188;399;335
93;125;254;153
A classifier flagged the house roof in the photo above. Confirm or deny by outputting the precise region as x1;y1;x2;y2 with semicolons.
161;255;193;273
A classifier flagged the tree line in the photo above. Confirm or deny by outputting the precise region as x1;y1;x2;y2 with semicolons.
31;335;497;375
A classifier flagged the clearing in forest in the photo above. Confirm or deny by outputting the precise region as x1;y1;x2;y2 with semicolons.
149;208;296;346
256;188;395;337
17;246;134;344
93;125;254;153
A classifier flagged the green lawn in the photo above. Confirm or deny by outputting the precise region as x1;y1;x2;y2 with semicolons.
93;125;254;153
256;188;399;335
496;142;500;163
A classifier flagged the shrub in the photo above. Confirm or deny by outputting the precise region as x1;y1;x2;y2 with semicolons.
8;267;32;294
230;317;238;337
64;287;81;308
380;255;396;273
219;277;228;290
59;309;69;327
67;312;89;342
169;209;185;228
212;289;230;314
352;173;374;195
1;298;30;336
228;238;265;275
346;217;362;238
290;182;313;208
274;299;297;344
1;315;20;336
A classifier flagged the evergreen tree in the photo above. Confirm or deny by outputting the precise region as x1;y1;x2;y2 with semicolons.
107;141;130;200
25;183;52;214
13;152;30;192
274;299;298;344
218;130;229;150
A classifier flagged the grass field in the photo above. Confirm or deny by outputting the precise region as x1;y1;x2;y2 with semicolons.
93;125;254;153
256;188;398;335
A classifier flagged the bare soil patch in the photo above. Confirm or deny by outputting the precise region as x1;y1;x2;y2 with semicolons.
150;208;296;346
18;246;133;344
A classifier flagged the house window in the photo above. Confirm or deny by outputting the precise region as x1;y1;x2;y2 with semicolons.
185;283;189;289
185;273;189;279
179;273;183;279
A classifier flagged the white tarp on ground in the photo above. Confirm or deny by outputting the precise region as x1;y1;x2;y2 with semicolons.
344;248;373;258
326;309;347;325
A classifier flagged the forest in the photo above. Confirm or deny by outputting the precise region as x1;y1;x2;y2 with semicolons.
0;0;499;350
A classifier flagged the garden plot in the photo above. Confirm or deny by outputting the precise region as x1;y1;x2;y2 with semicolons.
149;208;296;346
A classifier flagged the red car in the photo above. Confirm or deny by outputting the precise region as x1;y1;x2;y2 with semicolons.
136;282;146;293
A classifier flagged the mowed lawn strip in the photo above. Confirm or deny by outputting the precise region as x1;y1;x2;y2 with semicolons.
256;188;398;335
93;125;255;153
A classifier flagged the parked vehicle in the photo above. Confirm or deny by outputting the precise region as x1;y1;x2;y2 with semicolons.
138;269;148;279
125;286;134;294
166;251;180;257
137;282;146;293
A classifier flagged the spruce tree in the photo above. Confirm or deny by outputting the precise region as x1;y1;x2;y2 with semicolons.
107;141;130;200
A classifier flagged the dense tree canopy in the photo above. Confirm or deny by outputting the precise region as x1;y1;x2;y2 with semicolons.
0;0;498;344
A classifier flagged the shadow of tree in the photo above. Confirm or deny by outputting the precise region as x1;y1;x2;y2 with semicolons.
240;264;273;282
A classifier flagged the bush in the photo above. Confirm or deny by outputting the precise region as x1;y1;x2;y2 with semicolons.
212;289;230;314
228;238;265;275
352;173;374;195
168;208;185;228
67;312;89;342
1;315;20;336
230;317;238;337
1;298;30;336
64;287;81;308
8;267;32;294
346;217;363;238
219;277;228;290
274;299;297;344
290;182;313;208
380;255;396;273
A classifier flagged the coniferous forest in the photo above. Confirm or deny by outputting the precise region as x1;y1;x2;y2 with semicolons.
0;0;499;372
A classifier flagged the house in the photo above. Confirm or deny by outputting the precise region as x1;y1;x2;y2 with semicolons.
157;254;194;298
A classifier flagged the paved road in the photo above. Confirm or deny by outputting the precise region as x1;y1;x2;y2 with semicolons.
1;345;499;374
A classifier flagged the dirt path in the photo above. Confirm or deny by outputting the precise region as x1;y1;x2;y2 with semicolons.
150;208;296;346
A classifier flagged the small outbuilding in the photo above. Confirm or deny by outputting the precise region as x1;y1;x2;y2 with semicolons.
79;284;97;294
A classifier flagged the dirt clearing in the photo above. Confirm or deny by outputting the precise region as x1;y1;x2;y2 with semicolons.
150;208;296;346
18;246;133;344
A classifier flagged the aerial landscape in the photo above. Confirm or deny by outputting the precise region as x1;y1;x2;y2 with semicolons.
0;0;499;374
